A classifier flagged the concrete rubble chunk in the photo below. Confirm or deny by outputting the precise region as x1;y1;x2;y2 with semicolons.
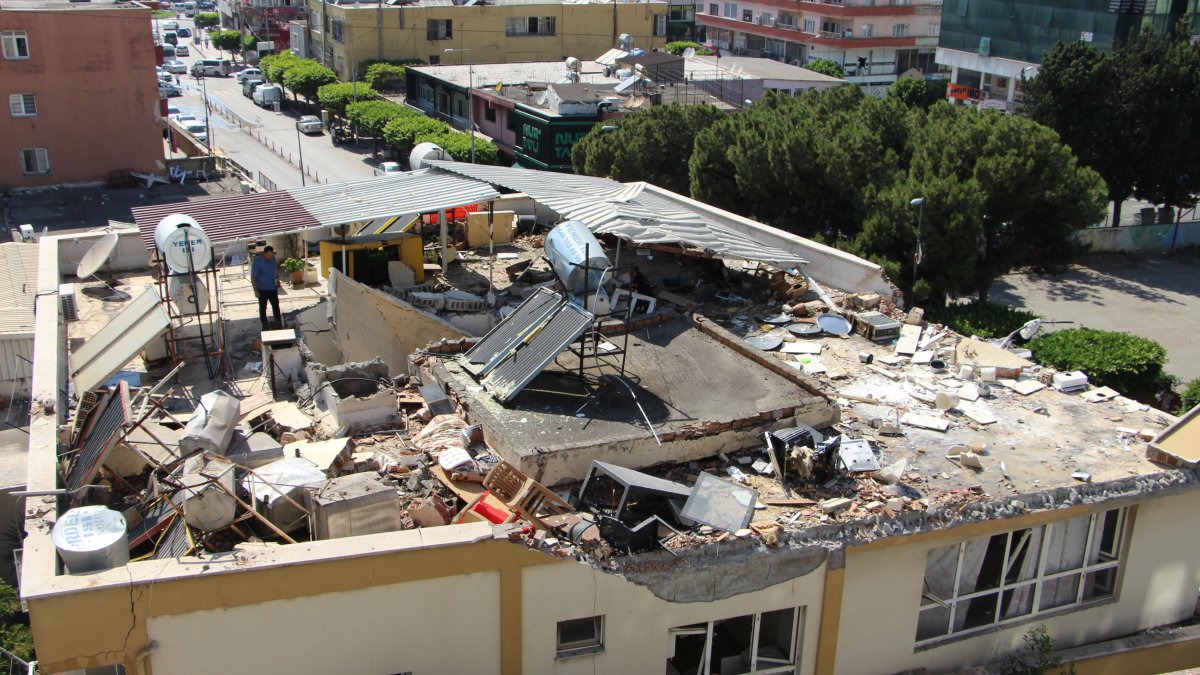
820;497;852;514
408;495;454;527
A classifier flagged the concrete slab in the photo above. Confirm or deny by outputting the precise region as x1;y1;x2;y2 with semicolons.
991;251;1200;383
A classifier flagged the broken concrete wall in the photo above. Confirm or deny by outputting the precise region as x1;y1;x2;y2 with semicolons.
295;302;340;367
329;269;466;376
309;358;401;430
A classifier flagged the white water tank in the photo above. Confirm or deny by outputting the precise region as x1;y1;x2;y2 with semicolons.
409;142;452;171
52;506;129;574
544;220;612;295
180;389;240;456
168;276;209;315
154;213;213;273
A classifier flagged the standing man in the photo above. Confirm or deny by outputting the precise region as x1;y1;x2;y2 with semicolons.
251;246;282;330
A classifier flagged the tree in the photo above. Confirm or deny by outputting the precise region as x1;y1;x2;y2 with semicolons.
242;33;259;52
0;581;32;662
414;130;499;165
887;78;948;108
572;103;724;195
209;29;244;60
283;61;338;105
317;82;380;119
804;58;844;78
363;62;407;91
194;12;219;30
259;52;301;84
347;100;412;137
383;115;446;155
664;41;714;56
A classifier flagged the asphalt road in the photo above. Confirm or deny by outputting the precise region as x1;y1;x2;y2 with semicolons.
991;250;1200;384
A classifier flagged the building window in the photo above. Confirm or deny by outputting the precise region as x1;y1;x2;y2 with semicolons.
2;30;30;60
506;16;555;36
484;105;496;122
892;23;910;37
778;14;796;28
669;5;694;21
917;507;1129;644
556;616;604;658
668;607;804;674
331;18;343;42
426;19;452;40
19;147;49;175
655;14;667;35
741;9;752;21
803;18;816;32
860;23;873;37
428;54;440;65
927;22;940;37
9;93;36;117
723;2;737;19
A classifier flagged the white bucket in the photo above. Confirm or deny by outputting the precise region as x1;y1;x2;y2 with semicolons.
935;391;960;410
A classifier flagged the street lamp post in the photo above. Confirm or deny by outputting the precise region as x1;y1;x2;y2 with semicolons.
200;74;213;153
295;122;306;186
444;48;474;163
910;197;925;285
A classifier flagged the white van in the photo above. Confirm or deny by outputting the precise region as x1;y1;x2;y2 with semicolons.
252;84;282;107
191;58;232;77
181;2;197;16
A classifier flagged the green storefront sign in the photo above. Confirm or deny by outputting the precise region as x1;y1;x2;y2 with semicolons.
513;109;597;172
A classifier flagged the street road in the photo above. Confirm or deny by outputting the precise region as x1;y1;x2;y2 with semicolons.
160;17;387;189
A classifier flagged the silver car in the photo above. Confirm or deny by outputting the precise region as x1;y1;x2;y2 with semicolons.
295;115;323;135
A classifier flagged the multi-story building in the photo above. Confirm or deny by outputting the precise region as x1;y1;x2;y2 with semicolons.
0;0;163;188
694;0;943;91
935;0;1197;111
301;0;668;81
218;0;304;52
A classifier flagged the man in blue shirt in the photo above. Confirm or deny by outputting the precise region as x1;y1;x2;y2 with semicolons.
251;246;281;329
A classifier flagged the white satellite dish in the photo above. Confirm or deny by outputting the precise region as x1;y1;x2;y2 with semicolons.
77;233;119;279
682;47;696;59
536;91;549;106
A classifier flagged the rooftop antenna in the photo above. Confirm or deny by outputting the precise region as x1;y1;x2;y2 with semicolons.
76;232;128;301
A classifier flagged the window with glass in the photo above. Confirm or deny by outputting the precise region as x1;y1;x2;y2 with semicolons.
426;19;451;40
709;3;718;14
655;14;667;35
860;23;873;37
9;93;36;117
19;147;49;175
667;607;804;674
892;23;909;37
506;16;555;36
556;616;604;657
916;507;1129;644
331;18;343;41
803;18;816;32
723;2;737;18
2;30;30;60
927;21;940;36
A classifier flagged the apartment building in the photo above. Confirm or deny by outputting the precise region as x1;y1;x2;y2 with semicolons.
695;0;942;91
218;0;303;52
0;0;163;188
304;0;668;81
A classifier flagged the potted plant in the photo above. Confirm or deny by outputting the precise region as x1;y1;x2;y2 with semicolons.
281;257;305;285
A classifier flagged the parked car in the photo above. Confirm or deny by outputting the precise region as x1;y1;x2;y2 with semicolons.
374;161;402;176
242;77;264;97
167;104;180;117
159;82;182;98
158;70;175;83
170;112;197;123
296;115;323;135
177;27;191;37
162;20;178;31
181;119;207;142
236;67;263;83
163;59;187;74
174;44;189;57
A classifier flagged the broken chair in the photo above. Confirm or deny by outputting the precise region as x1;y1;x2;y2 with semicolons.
482;460;574;530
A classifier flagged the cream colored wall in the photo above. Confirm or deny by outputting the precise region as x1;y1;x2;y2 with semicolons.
832;491;1200;674
521;559;824;675
330;269;465;375
147;570;501;674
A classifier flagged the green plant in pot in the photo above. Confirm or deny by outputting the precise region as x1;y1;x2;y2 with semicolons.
281;257;305;284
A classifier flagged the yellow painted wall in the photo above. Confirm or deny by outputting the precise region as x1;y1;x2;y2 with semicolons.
520;560;824;675
147;571;502;674
831;491;1200;674
314;2;668;79
318;235;423;282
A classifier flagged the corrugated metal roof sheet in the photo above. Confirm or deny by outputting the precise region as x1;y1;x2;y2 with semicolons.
0;243;39;334
132;172;499;248
133;192;320;249
427;161;808;267
287;171;500;227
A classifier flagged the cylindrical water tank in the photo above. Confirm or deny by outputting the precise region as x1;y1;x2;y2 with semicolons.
154;213;213;274
544;221;612;296
180;389;240;456
168;276;209;315
52;505;129;574
409;142;452;171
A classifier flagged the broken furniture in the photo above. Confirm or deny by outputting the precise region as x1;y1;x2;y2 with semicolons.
482;460;574;530
576;460;693;529
680;472;759;533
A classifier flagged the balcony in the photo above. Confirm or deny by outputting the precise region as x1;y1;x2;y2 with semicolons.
696;13;919;47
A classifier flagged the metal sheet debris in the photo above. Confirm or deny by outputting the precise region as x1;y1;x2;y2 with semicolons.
681;472;758;533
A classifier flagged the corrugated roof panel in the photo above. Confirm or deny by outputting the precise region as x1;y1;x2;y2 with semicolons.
132;192;320;249
66;381;131;493
71;290;171;393
286;171;500;227
0;243;39;334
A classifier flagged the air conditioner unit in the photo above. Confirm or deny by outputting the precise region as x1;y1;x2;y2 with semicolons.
59;284;79;322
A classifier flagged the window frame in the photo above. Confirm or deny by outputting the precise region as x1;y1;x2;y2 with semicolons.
892;22;910;37
667;607;805;674
722;2;737;19
555;615;604;659
654;14;668;35
19;147;50;175
2;30;30;60
9;93;36;117
916;507;1130;647
426;18;452;40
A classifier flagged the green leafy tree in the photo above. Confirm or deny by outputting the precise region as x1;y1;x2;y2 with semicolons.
242;33;259;52
209;29;244;60
1181;378;1200;412
414;131;499;165
887;78;948;108
804;58;844;78
383;115;446;155
283;61;338;104
664;41;714;56
347;100;412;137
363;62;407;91
0;582;32;662
259;52;302;84
194;12;219;30
318;82;380;119
572;103;724;195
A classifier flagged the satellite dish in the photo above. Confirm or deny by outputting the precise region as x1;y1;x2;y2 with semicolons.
565;56;581;72
77;233;119;279
536;91;549;106
682;47;696;59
